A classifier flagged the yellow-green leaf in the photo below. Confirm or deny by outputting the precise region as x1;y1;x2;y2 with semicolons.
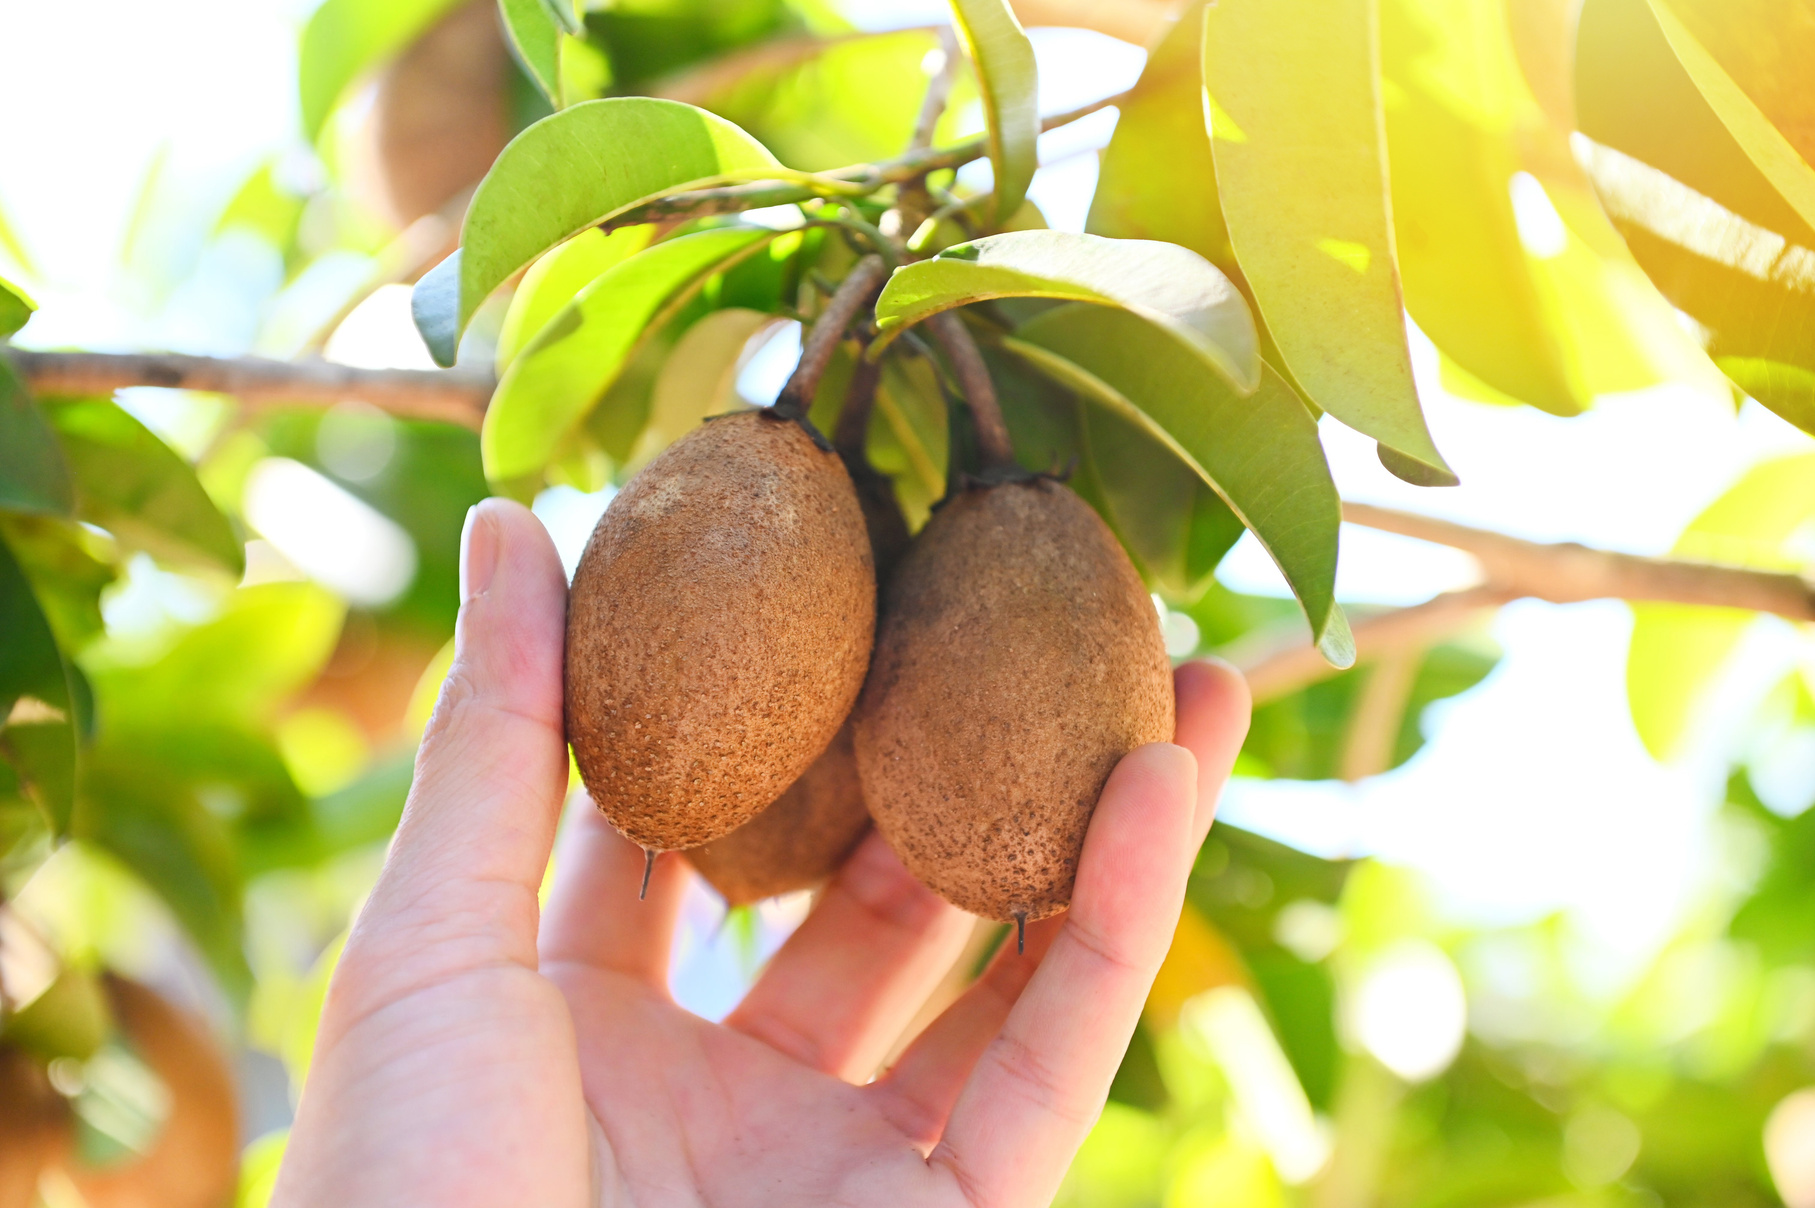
298;0;465;142
873;231;1260;392
631;307;778;467
484;227;779;481
416;98;779;364
1203;0;1453;484
1009;303;1351;665
1649;0;1815;235
495;225;655;374
948;0;1039;229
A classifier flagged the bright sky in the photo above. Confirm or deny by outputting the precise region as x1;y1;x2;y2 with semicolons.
4;0;1812;1006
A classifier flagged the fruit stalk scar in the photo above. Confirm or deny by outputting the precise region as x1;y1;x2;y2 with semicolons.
640;848;656;901
772;254;889;431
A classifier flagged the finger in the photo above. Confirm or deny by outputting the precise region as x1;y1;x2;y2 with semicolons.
723;831;974;1081
343;500;570;991
539;793;690;987
928;743;1199;1207
874;659;1249;1145
869;914;1060;1147
1171;658;1253;840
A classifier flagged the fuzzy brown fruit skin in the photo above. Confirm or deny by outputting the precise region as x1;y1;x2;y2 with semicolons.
0;1045;69;1208
854;478;1174;922
566;411;876;851
682;458;906;903
63;977;238;1208
684;721;871;905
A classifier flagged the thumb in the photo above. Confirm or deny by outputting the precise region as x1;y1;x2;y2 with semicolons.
348;499;571;978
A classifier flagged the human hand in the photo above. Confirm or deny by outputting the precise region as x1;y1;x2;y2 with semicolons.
273;498;1251;1208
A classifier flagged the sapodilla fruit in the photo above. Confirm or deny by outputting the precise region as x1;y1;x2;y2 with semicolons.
63;977;238;1208
0;1045;68;1208
566;410;876;852
854;477;1173;924
684;451;908;903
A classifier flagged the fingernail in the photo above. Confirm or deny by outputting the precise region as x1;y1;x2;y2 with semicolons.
460;503;499;602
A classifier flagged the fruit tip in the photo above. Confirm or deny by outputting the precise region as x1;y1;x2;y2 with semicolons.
639;848;656;901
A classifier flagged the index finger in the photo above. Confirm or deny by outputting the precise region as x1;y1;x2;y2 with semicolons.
926;661;1250;1207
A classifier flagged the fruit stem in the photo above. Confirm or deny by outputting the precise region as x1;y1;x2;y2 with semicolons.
639;848;656;901
1013;910;1027;956
832;352;885;457
926;312;1016;472
772;254;889;425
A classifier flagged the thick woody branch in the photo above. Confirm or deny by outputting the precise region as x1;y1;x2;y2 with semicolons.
1237;503;1815;704
1344;502;1815;621
7;349;492;429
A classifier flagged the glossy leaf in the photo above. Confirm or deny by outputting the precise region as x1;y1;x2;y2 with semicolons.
499;0;564;105
0;359;73;516
1379;0;1582;416
874;231;1260;393
633;308;776;466
0;533;77;833
1627;453;1815;759
1579;138;1815;434
91;583;345;734
1649;0;1815;234
1203;0;1453;484
1008;304;1351;665
44;398;244;575
298;0;465;141
484;226;779;481
495;225;655;373
421;98;779;362
0;274;34;338
947;0;1039;228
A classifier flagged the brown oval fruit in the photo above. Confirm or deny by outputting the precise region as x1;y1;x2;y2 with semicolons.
0;1045;69;1208
683;453;909;903
348;0;510;229
566;411;876;851
64;977;238;1208
684;721;871;905
854;478;1174;922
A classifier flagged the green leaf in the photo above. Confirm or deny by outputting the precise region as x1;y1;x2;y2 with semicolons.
0;274;35;339
43;398;244;575
0;358;73;516
0;515;117;653
1007;303;1351;665
484;226;779;481
632;307;776;466
874;231;1260;393
1379;0;1583;417
91;583;346;734
421;98;779;362
0;533;77;833
1648;0;1815;235
947;0;1039;229
495;225;655;373
298;0;466;142
76;746;250;999
1578;137;1815;434
499;0;565;105
1203;0;1454;485
1626;452;1815;759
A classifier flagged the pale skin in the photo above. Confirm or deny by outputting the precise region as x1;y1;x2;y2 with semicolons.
273;498;1252;1208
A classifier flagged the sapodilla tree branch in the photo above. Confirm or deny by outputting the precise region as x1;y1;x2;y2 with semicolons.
773;254;888;423
925;312;1015;471
6;348;493;428
832;354;885;456
1344;502;1815;620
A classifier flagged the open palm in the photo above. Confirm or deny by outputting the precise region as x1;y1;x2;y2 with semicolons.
274;499;1250;1208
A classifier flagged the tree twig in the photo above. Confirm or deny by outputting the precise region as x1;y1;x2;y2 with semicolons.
6;349;493;429
599;89;1131;236
926;313;1014;471
774;255;887;421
